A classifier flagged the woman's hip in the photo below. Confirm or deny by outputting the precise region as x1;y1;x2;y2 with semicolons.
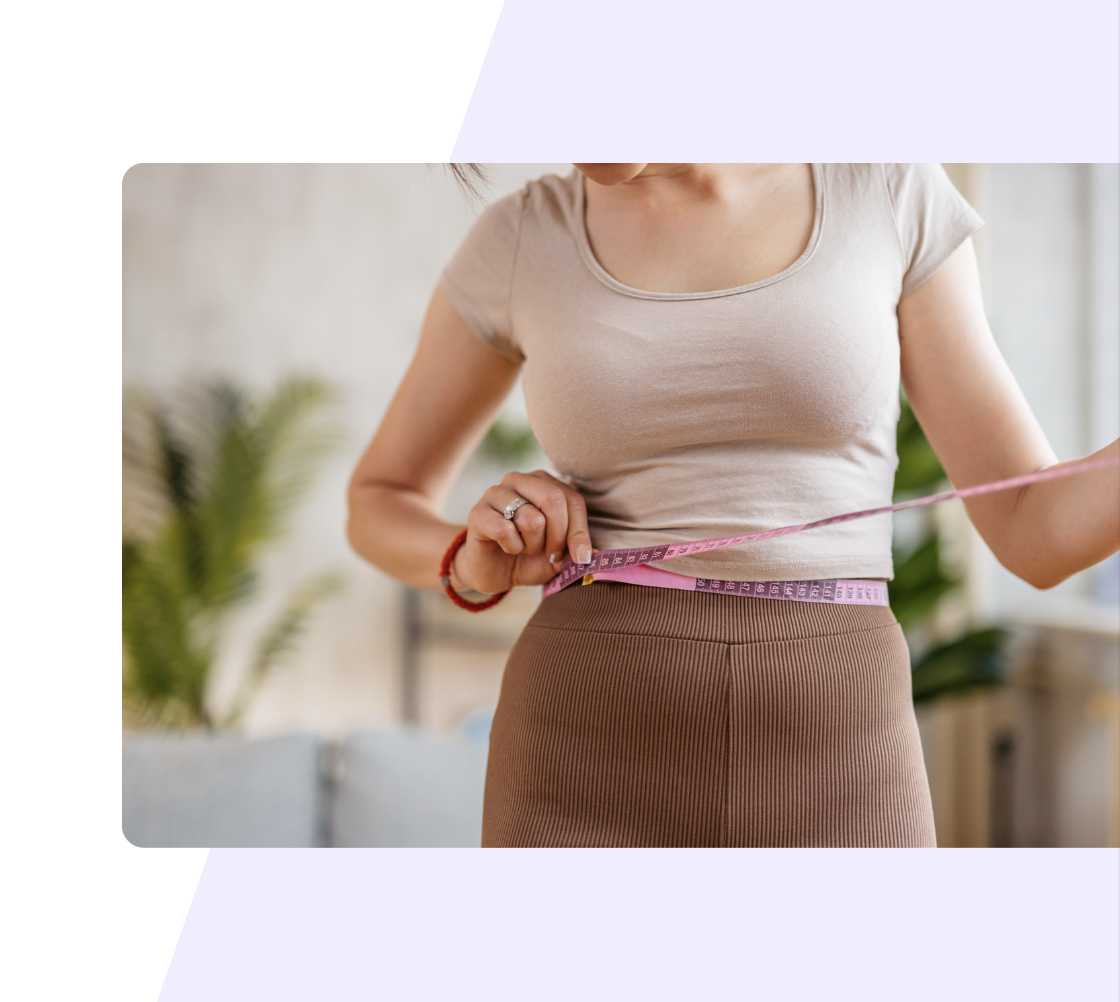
482;582;934;847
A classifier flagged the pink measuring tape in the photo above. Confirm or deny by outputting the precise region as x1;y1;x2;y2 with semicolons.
542;455;1120;601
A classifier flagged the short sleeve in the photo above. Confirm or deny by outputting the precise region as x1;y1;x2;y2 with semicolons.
883;163;985;299
437;188;526;362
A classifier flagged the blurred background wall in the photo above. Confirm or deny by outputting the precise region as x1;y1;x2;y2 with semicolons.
123;164;1119;846
927;165;1118;847
123;164;569;739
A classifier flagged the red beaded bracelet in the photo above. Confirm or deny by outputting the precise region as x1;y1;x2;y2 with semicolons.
439;529;510;612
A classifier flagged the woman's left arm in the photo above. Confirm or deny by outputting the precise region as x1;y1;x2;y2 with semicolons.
898;238;1119;590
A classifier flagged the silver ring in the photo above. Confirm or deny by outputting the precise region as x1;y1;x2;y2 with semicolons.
503;497;529;520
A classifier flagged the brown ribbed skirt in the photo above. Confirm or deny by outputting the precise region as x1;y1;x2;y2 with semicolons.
482;581;936;847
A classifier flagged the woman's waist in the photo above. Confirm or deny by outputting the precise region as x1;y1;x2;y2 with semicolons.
530;577;899;646
551;538;896;595
585;562;889;606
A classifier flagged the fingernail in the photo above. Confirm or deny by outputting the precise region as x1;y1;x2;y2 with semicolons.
576;545;592;565
549;552;560;564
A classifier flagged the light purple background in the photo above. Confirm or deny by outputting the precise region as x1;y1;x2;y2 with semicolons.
161;850;1119;1000
161;0;1119;997
453;0;1119;161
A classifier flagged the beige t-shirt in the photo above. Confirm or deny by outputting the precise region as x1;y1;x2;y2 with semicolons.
438;164;983;582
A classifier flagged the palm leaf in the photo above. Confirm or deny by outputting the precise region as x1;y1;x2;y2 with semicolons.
894;397;947;499
888;394;1008;705
196;377;340;610
911;628;1007;703
122;374;343;729
888;535;961;631
122;538;215;727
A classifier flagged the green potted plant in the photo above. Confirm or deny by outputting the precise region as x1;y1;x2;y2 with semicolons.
890;397;1006;702
122;375;342;730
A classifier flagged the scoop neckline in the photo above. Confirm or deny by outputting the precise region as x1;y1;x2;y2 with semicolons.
571;163;825;301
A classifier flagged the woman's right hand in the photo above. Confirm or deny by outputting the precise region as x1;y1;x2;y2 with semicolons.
451;470;594;594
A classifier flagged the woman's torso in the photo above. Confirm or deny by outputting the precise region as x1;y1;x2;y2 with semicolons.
437;163;983;583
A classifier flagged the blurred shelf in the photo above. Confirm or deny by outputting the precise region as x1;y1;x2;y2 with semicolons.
400;585;543;726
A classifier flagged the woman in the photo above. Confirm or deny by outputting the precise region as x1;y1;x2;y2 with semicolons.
346;164;1119;847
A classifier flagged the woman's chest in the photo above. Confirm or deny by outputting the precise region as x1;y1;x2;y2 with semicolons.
514;244;904;478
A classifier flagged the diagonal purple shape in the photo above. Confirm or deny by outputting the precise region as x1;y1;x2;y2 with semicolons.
159;849;1120;1000
159;849;482;1001
451;0;1119;161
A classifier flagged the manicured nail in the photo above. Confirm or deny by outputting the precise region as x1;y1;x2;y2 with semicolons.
576;545;592;565
549;552;560;564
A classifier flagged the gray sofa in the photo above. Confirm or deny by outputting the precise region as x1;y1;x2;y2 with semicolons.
122;727;489;848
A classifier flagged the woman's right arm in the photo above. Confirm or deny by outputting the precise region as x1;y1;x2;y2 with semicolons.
346;288;592;594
